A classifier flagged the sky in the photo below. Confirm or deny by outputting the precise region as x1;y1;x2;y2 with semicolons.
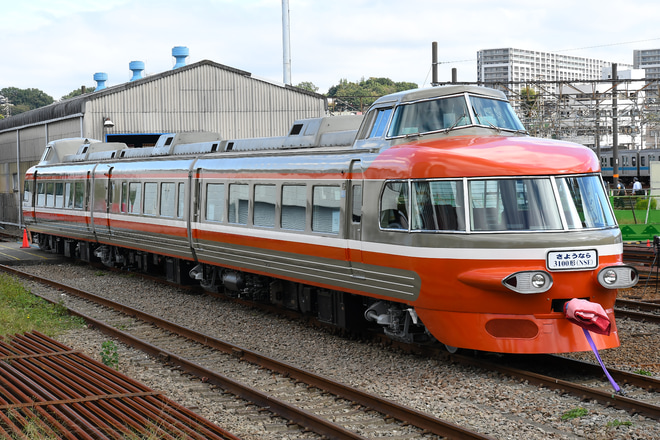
3;0;660;101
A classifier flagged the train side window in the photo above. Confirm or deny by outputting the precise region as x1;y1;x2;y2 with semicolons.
65;183;72;208
36;182;45;207
609;157;613;167
128;182;142;214
282;185;306;231
632;156;637;166
74;182;84;209
177;183;185;218
379;181;409;230
55;182;64;208
143;182;158;215
205;183;225;222
228;184;249;225
23;180;32;203
160;183;176;217
352;184;362;223
46;182;55;207
254;184;276;228
641;156;646;167
120;182;127;213
312;186;340;234
411;180;465;231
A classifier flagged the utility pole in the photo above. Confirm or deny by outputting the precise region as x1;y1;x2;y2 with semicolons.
282;0;292;85
612;64;619;190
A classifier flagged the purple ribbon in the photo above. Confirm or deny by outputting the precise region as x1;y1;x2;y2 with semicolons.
583;328;621;393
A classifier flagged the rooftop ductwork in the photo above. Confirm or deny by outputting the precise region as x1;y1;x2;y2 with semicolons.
129;61;145;81
172;46;189;69
93;72;108;91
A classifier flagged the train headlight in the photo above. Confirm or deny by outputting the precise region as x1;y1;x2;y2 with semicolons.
597;266;638;289
502;271;553;294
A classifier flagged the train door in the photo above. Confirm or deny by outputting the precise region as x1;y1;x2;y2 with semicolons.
347;160;365;279
189;165;202;258
90;164;113;238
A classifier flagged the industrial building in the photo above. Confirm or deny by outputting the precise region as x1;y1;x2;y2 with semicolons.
0;48;328;226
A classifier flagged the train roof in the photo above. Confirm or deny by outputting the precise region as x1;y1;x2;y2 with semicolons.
369;85;508;107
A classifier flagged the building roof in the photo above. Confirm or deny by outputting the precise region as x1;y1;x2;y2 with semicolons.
0;59;324;132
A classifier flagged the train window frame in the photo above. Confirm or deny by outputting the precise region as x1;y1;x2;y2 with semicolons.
379;180;410;231
228;183;249;225
73;182;84;209
55;182;64;208
36;182;45;207
127;182;142;214
160;182;176;218
312;185;341;234
281;184;307;231
45;182;55;207
467;177;562;232
411;180;466;232
143;182;158;216
254;184;276;228
177;182;185;219
205;183;225;222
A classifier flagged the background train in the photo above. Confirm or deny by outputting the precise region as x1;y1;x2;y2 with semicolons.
23;85;637;354
598;147;660;185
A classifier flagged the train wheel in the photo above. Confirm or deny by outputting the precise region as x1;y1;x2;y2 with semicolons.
444;344;459;354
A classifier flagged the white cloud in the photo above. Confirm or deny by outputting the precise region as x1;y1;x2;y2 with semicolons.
1;0;659;100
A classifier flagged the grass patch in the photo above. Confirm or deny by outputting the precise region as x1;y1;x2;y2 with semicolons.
0;273;85;337
561;407;588;421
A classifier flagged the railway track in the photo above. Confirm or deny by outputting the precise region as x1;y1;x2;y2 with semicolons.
0;264;493;440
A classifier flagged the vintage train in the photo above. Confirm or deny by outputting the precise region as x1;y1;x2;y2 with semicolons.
22;85;638;354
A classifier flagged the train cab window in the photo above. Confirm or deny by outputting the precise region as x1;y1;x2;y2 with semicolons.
468;178;562;231
177;183;185;218
143;183;158;215
281;185;306;231
411;181;465;231
74;182;84;209
160;183;176;217
55;182;64;208
380;181;409;230
254;184;276;228
312;186;341;234
228;184;249;225
556;175;616;229
46;182;55;207
128;182;142;214
36;182;45;207
205;183;225;222
388;97;470;137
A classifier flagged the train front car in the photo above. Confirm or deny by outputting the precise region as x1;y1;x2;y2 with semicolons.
359;86;638;354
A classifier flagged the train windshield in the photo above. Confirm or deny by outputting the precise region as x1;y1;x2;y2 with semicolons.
469;178;562;231
467;175;615;231
386;94;524;137
555;175;616;229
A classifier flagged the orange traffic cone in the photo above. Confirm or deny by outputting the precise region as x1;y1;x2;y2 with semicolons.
648;239;652;247
20;229;30;248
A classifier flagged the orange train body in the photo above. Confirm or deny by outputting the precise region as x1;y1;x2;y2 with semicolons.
23;85;637;353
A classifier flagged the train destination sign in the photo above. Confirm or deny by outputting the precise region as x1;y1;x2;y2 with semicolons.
546;250;598;271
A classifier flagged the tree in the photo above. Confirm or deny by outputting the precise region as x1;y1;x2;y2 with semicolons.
294;81;319;93
61;86;96;101
0;87;54;115
327;77;418;112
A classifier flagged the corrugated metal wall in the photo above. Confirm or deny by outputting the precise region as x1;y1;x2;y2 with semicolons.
85;63;326;139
